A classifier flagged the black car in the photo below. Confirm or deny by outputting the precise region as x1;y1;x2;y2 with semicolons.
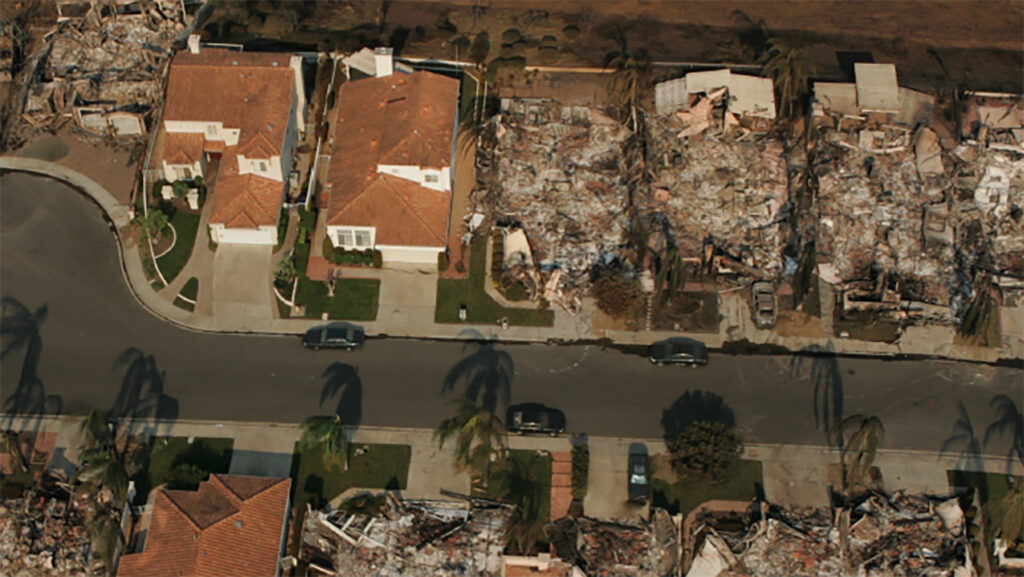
628;443;649;502
506;403;566;436
302;323;365;351
648;337;708;366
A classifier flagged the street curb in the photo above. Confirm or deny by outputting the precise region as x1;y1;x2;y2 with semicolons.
2;164;1017;365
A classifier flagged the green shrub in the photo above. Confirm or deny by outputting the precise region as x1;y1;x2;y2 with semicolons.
322;236;336;262
501;28;522;44
341;251;354;265
297;227;308;245
372;250;383;269
438;252;450;271
563;25;581;41
667;421;743;482
571;443;589;499
361;249;373;265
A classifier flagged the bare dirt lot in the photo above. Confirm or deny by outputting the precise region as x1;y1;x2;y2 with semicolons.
206;1;1023;93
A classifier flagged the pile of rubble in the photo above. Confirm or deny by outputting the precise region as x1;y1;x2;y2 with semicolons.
0;483;94;577
686;493;972;577
810;79;1024;320
300;495;513;576
481;98;633;296
545;511;680;577
8;0;186;148
644;105;788;279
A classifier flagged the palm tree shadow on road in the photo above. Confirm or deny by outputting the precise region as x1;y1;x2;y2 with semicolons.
110;347;179;437
441;329;514;415
1;297;62;431
320;362;362;428
790;342;844;440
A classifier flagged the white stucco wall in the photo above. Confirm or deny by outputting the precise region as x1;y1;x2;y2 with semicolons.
163;120;239;146
238;154;284;181
209;224;276;245
162;159;204;182
377;244;444;264
376;164;451;192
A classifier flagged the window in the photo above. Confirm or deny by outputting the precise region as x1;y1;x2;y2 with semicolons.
257;161;268;172
182;167;192;179
206;124;217;136
337;230;353;247
355;230;371;247
424;173;439;183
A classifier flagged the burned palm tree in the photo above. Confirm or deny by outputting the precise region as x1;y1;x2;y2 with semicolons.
758;37;813;120
605;40;650;133
829;414;885;497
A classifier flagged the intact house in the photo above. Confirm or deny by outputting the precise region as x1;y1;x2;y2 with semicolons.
323;52;460;265
159;35;306;245
117;474;292;577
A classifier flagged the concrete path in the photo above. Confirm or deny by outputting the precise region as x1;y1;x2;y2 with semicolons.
158;195;218;315
212;244;274;321
344;263;439;334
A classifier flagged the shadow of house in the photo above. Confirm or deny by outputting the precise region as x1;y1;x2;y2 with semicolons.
790;342;844;438
661;390;736;441
1;298;62;432
320;362;362;427
110;347;179;437
442;330;514;415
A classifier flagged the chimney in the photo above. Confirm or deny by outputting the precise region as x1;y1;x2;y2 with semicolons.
187;34;200;54
374;47;394;78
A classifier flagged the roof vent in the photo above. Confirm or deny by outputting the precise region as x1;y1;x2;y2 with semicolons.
232;60;239;66
272;61;279;67
235;520;244;529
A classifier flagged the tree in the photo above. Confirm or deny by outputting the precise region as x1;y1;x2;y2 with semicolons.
133;208;169;242
76;411;136;504
492;455;546;554
299;415;349;471
605;44;650;132
985;477;1024;546
171;179;189;199
468;32;490;66
260;4;299;38
758;37;813;120
667;421;743;481
829;414;885;496
1;430;28;474
86;506;125;576
984;394;1024;469
275;256;298;284
591;268;640;318
434;398;507;487
655;246;686;301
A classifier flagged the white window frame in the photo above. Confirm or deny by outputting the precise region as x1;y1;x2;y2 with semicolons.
355;230;371;248
206;124;218;137
423;173;439;183
258;160;268;172
334;227;375;249
336;230;353;247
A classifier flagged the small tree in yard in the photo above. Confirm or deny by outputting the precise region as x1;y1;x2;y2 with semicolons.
171;179;189;199
667;421;743;481
134;209;169;243
275;257;298;284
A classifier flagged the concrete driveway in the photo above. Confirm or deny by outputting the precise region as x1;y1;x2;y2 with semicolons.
212;244;274;322
346;263;438;335
584;438;666;520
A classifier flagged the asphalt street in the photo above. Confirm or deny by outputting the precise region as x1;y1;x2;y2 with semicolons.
1;173;1022;455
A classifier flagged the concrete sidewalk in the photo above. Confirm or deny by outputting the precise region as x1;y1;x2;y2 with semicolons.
10;414;1021;518
1;157;1019;364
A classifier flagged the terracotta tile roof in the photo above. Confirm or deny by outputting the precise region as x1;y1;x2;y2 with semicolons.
164;132;204;165
208;151;284;228
117;474;290;577
163;47;295;162
326;71;459;248
236;131;279;160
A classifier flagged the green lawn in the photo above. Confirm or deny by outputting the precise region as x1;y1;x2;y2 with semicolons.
296;277;379;320
651;459;763;516
480;449;552;523
947;470;1019;506
132;437;234;505
436;235;554;326
288;442;410;552
179;277;199;300
156;207;202;283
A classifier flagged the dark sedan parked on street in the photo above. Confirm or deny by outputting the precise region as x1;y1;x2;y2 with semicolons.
628;443;650;502
648;337;709;366
302;323;365;351
506;403;566;436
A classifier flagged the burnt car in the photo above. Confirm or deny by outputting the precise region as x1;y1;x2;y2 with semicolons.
648;338;709;367
751;281;777;329
506;403;566;436
302;323;365;351
628;443;649;502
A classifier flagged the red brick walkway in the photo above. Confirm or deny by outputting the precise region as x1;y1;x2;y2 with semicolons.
550;452;573;521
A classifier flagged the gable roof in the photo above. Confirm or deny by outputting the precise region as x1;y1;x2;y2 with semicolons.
163;48;295;160
164;132;204;165
208;151;284;228
117;474;290;577
325;71;458;247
